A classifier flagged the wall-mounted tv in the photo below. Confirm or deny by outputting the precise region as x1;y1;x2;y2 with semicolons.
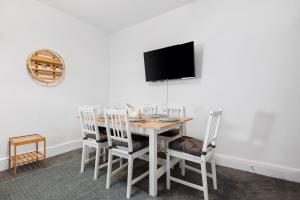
143;41;195;82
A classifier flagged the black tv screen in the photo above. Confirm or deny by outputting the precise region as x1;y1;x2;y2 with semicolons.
143;41;195;82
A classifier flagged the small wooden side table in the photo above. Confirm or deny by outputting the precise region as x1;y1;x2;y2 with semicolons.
9;134;46;176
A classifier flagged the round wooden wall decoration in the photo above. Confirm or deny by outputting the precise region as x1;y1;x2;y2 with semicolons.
27;49;65;85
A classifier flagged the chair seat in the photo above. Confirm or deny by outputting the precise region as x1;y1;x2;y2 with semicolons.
169;136;203;157
113;135;149;153
85;127;108;143
159;129;179;137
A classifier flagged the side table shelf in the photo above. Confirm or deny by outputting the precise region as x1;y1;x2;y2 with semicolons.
12;151;44;165
9;134;46;176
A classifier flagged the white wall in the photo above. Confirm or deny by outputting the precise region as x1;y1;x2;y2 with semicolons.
109;0;300;182
0;0;110;170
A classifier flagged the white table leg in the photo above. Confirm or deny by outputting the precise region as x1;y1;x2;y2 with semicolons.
149;130;158;197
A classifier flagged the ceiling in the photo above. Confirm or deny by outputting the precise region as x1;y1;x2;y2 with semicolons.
37;0;196;33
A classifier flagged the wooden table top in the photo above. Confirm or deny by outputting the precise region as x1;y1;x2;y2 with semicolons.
9;134;45;145
96;115;192;130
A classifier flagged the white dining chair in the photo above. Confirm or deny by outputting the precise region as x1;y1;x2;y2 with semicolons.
166;110;222;200
104;108;149;199
83;105;108;162
78;106;108;180
158;105;186;172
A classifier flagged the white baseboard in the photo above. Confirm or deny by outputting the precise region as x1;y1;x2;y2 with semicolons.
46;139;82;158
215;153;300;183
0;139;82;172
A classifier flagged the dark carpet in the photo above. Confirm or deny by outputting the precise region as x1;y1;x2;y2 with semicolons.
0;155;299;200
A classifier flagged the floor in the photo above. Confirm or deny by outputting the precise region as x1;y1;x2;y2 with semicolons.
0;149;299;200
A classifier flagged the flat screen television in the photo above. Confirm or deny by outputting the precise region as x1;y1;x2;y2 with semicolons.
143;41;195;82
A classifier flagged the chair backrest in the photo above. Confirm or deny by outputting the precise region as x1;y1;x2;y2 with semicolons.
83;105;101;113
141;103;157;115
78;106;100;141
202;109;222;155
104;108;133;153
164;105;186;118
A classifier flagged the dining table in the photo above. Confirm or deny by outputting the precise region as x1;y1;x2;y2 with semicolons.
96;114;192;197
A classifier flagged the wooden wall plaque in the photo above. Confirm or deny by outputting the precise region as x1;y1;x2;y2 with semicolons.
27;49;65;85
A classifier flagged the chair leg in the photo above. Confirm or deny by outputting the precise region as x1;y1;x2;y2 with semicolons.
103;147;106;163
201;162;209;200
180;160;185;176
85;145;90;163
211;158;217;190
106;150;112;189
165;139;174;169
126;157;133;199
164;139;168;153
80;144;86;173
120;158;123;167
94;146;100;180
166;152;171;190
